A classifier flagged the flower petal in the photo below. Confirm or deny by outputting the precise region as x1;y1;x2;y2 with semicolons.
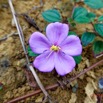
33;51;55;72
29;32;51;54
54;52;75;76
60;35;82;56
46;22;69;45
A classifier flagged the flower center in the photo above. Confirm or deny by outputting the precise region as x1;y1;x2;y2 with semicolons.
50;45;60;51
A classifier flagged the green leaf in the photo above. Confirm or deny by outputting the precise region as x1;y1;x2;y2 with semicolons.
93;41;103;55
71;0;81;2
86;12;96;21
81;32;96;46
27;46;39;57
74;16;90;23
68;31;77;35
94;24;103;37
68;18;76;27
72;7;95;23
0;86;3;90
73;55;82;64
68;18;74;24
42;9;62;22
98;16;103;22
72;7;88;19
84;0;103;9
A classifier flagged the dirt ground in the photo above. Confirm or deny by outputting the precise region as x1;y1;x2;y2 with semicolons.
0;0;103;103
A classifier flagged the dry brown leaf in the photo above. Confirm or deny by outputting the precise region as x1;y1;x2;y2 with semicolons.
84;95;97;103
85;82;94;98
86;71;96;79
85;82;97;103
69;93;77;103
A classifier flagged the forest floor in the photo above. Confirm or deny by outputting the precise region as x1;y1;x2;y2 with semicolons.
0;0;103;103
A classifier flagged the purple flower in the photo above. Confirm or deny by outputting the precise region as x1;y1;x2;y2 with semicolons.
29;22;82;76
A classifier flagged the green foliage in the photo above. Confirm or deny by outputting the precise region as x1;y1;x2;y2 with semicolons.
72;7;96;23
0;86;3;90
68;18;76;27
72;7;87;19
42;9;62;22
81;32;96;46
68;31;77;35
94;24;103;37
73;55;82;64
93;41;103;55
98;16;103;22
86;12;96;22
84;0;103;9
27;46;39;57
71;0;81;2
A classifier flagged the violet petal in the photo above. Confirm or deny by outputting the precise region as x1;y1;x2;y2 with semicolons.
54;52;75;76
60;35;82;56
29;32;51;54
33;51;55;72
46;22;69;45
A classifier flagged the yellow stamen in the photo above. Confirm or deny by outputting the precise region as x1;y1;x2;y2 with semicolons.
50;45;60;51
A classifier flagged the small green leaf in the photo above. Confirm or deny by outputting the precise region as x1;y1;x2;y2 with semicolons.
72;7;95;23
71;0;81;2
86;12;96;21
27;46;39;57
72;7;88;19
81;32;96;46
98;16;103;22
94;24;103;37
84;0;103;9
68;31;77;35
75;0;81;2
42;9;62;22
93;41;103;55
68;18;76;27
73;55;82;64
0;86;3;90
68;18;73;23
74;16;90;23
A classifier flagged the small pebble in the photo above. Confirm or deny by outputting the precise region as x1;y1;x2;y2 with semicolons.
72;83;78;93
72;87;77;93
99;78;103;89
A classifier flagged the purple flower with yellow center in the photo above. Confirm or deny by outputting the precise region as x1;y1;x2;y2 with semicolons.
29;22;82;76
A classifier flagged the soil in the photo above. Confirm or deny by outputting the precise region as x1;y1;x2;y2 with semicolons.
0;0;103;103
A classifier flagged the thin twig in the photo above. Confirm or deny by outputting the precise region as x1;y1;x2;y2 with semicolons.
69;59;103;82
7;84;58;103
22;13;42;32
7;59;103;103
8;0;52;102
0;32;18;42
